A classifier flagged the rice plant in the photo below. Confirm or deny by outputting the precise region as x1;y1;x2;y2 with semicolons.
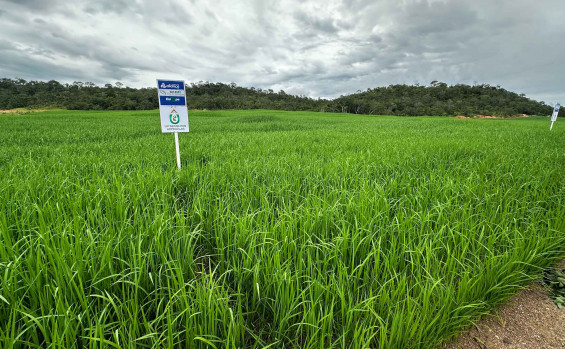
0;110;564;348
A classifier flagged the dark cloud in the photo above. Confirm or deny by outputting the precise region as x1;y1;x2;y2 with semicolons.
401;1;479;35
3;0;65;11
0;47;93;82
293;11;339;35
0;0;563;102
84;0;139;15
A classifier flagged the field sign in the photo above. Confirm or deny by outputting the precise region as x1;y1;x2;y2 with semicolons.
157;79;189;169
157;79;189;133
550;102;560;130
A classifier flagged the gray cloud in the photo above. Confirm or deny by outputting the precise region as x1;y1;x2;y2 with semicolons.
293;11;339;35
0;0;564;102
84;0;141;15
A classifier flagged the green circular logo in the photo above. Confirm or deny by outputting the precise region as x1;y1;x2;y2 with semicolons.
169;112;180;124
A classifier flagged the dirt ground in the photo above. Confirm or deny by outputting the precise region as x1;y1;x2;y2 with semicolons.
454;114;529;119
0;109;48;114
445;261;565;349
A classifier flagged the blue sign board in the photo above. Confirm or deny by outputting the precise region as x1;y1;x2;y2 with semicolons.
157;79;186;106
158;80;185;90
159;96;186;106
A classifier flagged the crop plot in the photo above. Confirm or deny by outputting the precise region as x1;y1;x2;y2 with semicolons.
0;110;564;348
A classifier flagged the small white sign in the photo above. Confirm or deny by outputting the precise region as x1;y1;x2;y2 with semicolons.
551;103;560;122
159;105;189;133
157;79;189;133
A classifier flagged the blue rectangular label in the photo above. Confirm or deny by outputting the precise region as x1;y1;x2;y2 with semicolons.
160;96;186;106
157;80;184;90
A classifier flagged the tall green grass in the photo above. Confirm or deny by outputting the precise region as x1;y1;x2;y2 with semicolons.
0;110;564;348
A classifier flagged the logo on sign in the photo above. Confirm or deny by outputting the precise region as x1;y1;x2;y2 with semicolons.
161;82;180;89
169;109;180;124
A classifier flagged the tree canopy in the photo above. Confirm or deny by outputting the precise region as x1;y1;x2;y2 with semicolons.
0;78;558;117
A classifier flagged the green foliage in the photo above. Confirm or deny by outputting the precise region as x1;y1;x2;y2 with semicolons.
0;78;558;117
543;268;565;308
330;83;556;117
0;79;321;112
0;110;564;348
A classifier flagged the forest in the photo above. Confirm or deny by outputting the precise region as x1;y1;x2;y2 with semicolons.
0;78;557;117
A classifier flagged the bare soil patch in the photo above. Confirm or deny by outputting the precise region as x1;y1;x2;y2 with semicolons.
0;109;50;114
454;114;530;119
445;261;565;349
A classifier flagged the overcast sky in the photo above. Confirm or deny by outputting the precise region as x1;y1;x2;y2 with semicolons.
1;0;564;102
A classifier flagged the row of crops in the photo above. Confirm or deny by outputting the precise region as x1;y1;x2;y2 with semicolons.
1;110;564;348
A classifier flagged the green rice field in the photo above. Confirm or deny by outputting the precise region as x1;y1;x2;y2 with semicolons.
0;110;564;348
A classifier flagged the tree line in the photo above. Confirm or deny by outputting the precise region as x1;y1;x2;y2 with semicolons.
0;78;558;116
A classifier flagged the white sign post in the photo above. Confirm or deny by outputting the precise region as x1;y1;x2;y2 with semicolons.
157;79;189;169
550;103;560;130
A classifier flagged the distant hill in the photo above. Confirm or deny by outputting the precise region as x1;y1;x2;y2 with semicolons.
0;78;558;117
331;81;554;117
